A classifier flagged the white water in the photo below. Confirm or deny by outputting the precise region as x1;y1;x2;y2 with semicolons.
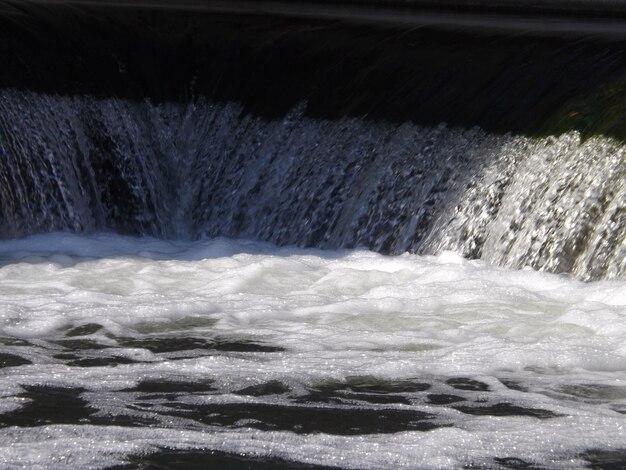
3;92;625;280
0;232;625;469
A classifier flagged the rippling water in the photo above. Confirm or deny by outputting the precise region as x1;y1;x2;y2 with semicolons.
0;233;624;469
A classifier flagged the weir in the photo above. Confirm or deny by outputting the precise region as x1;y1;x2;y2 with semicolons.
1;4;626;469
0;1;624;279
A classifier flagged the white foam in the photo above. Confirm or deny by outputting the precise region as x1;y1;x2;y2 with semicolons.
1;232;625;371
0;233;624;468
0;419;624;470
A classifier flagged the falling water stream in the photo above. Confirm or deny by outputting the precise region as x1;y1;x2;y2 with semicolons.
0;3;625;469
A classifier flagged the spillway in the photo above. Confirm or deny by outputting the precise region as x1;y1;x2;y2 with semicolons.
0;1;625;469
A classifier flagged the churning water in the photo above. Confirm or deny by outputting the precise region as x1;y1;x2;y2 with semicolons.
1;4;626;469
0;233;625;469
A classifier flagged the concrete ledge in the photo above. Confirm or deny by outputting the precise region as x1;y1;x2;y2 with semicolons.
3;0;626;36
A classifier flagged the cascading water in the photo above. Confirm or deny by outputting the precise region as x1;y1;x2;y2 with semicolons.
0;3;625;469
1;93;624;279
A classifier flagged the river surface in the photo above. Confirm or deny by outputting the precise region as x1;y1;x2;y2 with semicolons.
1;5;626;468
0;233;624;469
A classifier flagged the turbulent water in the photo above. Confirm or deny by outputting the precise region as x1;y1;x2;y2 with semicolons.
1;92;624;280
1;3;626;469
0;233;624;469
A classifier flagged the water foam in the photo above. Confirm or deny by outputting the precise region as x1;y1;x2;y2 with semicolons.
0;233;624;468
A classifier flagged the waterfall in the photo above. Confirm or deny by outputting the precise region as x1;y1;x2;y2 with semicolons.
1;91;623;279
2;5;626;469
0;4;625;280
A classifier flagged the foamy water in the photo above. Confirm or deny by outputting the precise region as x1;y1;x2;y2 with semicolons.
0;233;624;469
